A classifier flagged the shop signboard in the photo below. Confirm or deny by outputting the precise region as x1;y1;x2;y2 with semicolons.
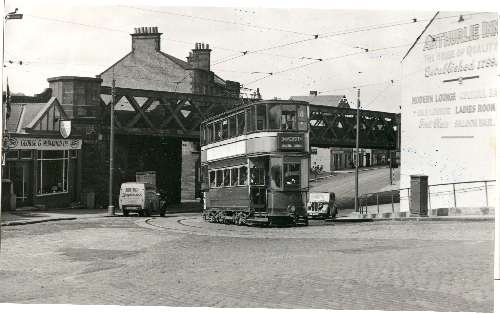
4;136;82;150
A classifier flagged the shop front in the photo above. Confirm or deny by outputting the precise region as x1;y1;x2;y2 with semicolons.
3;135;82;209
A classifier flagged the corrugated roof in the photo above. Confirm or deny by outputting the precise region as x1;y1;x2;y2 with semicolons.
290;95;350;108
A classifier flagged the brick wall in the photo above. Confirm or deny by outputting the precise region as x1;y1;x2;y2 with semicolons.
181;140;199;201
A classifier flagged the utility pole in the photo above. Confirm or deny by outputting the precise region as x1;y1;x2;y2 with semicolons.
1;7;23;250
108;77;116;215
354;87;360;213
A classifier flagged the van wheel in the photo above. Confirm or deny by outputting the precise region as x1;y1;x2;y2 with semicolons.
144;208;151;217
123;210;129;217
159;209;166;217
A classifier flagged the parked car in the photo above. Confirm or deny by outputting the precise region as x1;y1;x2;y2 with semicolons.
118;182;166;217
307;192;337;219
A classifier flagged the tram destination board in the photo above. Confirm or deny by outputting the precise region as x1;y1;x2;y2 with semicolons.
278;133;304;151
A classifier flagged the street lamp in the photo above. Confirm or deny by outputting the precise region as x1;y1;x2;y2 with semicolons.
354;87;360;213
1;7;23;250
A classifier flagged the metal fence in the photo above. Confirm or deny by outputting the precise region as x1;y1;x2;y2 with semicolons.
359;179;496;214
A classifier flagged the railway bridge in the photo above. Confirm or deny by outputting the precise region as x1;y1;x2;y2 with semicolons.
100;86;399;150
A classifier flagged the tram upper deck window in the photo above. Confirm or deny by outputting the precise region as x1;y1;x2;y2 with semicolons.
215;121;223;141
246;107;255;132
256;104;267;131
284;163;300;186
229;115;236;138
281;110;297;130
237;112;245;135
222;119;229;139
269;104;281;129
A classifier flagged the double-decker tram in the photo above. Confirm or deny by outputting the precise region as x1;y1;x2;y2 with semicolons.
200;100;310;226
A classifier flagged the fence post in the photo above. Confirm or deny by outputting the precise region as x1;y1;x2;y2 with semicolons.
428;187;431;211
391;191;394;213
452;183;457;207
484;181;489;207
376;193;379;214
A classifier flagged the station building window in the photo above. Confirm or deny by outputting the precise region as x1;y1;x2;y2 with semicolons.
36;150;69;195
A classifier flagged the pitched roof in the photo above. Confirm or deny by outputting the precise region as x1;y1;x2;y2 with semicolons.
6;97;68;133
159;51;191;69
6;102;47;133
289;94;350;108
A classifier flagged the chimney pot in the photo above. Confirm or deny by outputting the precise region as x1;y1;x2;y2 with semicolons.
206;44;209;49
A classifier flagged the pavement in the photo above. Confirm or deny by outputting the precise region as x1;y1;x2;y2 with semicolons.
0;214;494;311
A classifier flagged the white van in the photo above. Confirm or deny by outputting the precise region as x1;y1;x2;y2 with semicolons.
307;192;337;219
118;182;165;217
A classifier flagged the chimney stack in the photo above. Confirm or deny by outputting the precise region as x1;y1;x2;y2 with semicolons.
189;42;212;71
131;26;162;52
310;91;318;96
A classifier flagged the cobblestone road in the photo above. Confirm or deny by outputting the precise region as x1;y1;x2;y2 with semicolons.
0;215;494;312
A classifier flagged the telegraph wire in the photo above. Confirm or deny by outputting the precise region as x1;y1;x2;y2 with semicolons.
120;5;316;37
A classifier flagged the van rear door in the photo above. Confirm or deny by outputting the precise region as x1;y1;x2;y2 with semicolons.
120;184;145;209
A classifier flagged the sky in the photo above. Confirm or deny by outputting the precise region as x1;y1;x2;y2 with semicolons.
2;0;499;113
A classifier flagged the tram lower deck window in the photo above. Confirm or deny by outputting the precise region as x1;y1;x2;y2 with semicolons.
216;170;223;187
284;163;300;186
209;171;216;187
223;169;230;186
238;166;248;185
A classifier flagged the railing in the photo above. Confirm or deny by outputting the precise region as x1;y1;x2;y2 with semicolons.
359;179;496;215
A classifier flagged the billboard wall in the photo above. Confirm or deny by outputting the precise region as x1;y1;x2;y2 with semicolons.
400;12;498;211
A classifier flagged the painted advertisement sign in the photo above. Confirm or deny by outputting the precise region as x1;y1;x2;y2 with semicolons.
400;12;497;211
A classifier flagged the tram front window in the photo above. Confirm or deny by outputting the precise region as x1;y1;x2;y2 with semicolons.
250;166;265;185
281;111;297;130
284;163;300;186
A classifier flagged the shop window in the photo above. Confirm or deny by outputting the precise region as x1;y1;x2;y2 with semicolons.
237;112;245;135
284;163;300;186
229;116;236;138
250;166;265;185
230;168;238;186
238;166;248;185
209;171;216;188
216;169;223;187
223;169;230;186
222;119;229;139
36;150;69;195
6;150;19;160
20;150;33;159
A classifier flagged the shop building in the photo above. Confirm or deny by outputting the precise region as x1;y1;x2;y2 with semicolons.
3;97;83;209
